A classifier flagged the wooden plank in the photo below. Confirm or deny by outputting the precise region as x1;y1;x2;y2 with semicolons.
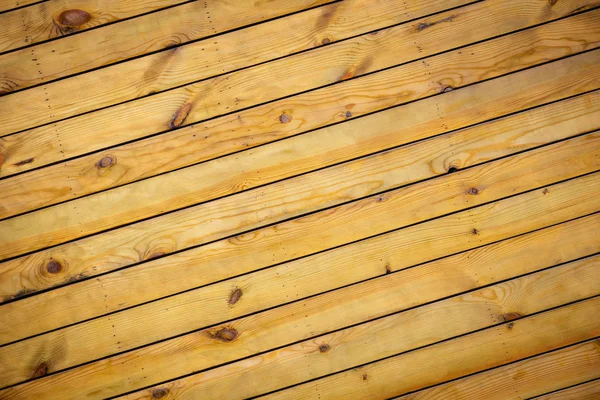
0;0;334;95
0;0;474;134
1;137;598;382
1;94;597;340
1;1;596;172
0;0;40;13
392;341;600;400
1;13;597;211
533;379;600;400
0;53;596;272
0;0;187;53
117;271;600;400
0;58;597;301
254;298;600;400
2;252;598;398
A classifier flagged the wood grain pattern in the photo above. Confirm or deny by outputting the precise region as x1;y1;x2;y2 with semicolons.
118;269;600;400
2;12;597;211
393;340;600;400
1;0;596;174
0;0;334;95
0;54;597;300
257;298;600;400
0;0;187;53
1;94;598;343
0;0;40;13
2;253;597;398
1;129;597;386
0;0;473;134
533;379;600;400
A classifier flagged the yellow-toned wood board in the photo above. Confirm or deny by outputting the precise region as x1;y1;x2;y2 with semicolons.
393;341;600;400
2;253;597;398
0;0;334;95
0;50;597;268
0;0;189;53
1;1;596;171
253;298;600;400
116;277;600;400
1;132;597;383
0;0;40;13
1;97;597;341
1;12;597;211
0;0;476;133
533;379;600;400
0;72;597;304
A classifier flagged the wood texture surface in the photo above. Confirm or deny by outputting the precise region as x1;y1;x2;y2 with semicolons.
533;379;600;400
0;50;596;296
0;0;598;397
393;340;600;400
256;298;600;400
2;91;596;341
1;0;596;173
0;0;187;53
0;0;473;133
0;0;41;13
3;254;597;398
0;131;597;385
0;0;334;95
1;9;597;207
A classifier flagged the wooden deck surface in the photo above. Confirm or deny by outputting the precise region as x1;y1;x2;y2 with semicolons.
0;0;599;398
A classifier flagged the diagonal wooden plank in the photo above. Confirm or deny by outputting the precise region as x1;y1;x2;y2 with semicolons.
1;93;598;343
0;0;335;95
253;298;600;400
0;0;188;53
0;0;41;13
532;379;600;400
0;0;474;133
2;249;598;398
2;11;598;211
0;52;598;299
1;133;598;385
1;0;595;171
392;341;600;400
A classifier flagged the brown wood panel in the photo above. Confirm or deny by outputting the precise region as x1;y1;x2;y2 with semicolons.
1;0;595;173
0;0;187;53
1;94;597;343
0;0;472;134
0;52;597;301
393;341;600;400
0;0;334;95
2;253;597;398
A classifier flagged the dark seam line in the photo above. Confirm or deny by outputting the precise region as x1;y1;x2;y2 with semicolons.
0;37;597;224
0;0;197;56
386;339;600;400
0;0;46;16
4;248;597;392
527;376;600;399
250;296;600;399
0;0;492;131
1;164;597;348
0;0;349;100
